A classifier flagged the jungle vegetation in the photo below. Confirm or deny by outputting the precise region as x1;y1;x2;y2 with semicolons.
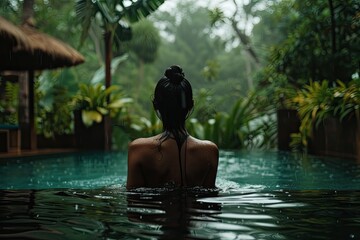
0;0;358;150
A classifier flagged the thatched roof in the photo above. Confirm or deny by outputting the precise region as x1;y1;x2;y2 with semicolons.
0;16;30;52
0;17;84;71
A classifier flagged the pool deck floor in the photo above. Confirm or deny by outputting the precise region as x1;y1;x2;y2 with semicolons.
0;148;80;159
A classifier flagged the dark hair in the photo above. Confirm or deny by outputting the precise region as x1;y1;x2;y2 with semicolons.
153;65;194;146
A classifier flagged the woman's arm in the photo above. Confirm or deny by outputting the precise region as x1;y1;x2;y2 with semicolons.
126;142;146;189
201;142;219;188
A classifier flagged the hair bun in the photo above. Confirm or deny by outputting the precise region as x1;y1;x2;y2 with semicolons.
165;65;184;84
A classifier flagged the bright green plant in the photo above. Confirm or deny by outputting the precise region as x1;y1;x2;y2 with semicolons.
114;90;277;150
291;78;360;149
36;85;74;138
36;69;79;138
333;78;360;121
292;80;333;145
274;85;299;110
219;94;258;148
72;83;132;127
187;91;276;149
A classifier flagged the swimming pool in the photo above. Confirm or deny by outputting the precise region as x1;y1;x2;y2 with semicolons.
1;151;359;239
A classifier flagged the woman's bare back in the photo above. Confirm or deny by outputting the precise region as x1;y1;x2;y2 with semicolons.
126;134;218;189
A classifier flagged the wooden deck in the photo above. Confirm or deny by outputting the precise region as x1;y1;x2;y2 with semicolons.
0;148;80;159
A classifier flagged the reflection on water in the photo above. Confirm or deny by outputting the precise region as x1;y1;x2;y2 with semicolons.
1;187;360;239
1;150;360;190
218;151;360;190
0;152;128;189
127;187;221;239
1;150;360;239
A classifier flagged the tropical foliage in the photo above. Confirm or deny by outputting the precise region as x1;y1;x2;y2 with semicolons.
0;79;19;125
0;0;358;152
35;69;80;137
36;84;74;138
71;83;132;127
120;90;276;150
260;0;359;86
333;79;360;120
75;0;165;89
291;78;360;149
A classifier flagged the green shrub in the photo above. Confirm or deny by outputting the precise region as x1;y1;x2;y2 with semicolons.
291;78;360;149
71;83;132;127
0;80;19;125
187;92;277;149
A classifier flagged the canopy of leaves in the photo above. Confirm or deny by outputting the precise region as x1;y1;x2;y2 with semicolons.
261;0;359;85
129;19;161;63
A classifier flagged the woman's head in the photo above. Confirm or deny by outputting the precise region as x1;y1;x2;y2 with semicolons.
153;65;193;132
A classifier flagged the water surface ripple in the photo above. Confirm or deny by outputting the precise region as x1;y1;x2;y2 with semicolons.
1;150;360;239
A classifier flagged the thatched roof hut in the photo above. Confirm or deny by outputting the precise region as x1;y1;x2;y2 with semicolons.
0;17;85;151
0;17;84;70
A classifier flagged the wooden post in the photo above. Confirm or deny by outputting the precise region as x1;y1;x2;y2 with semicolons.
277;109;300;151
328;0;336;86
28;70;36;150
19;72;30;149
104;31;112;151
18;71;36;150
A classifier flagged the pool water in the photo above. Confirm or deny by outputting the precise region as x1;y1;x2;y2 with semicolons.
1;151;360;239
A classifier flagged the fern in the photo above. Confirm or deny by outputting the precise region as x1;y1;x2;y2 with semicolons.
290;79;360;150
0;81;19;125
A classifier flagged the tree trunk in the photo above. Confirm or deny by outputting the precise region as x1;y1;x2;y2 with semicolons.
328;0;337;86
104;31;112;89
135;59;144;99
20;0;36;150
22;0;35;25
230;19;260;65
243;51;253;90
18;72;30;149
28;70;36;150
230;19;258;89
104;31;113;150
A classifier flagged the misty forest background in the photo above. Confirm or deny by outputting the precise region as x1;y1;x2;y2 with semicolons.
0;0;358;150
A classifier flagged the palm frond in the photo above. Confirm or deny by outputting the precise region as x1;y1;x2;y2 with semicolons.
75;0;98;46
122;0;165;22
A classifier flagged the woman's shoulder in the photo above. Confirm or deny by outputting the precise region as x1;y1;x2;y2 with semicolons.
128;136;160;164
188;136;218;153
187;136;219;170
128;135;159;150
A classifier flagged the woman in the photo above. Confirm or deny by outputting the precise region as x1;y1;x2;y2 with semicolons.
126;65;218;189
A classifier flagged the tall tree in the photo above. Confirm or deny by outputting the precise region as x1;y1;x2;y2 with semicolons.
75;0;164;150
152;1;225;88
126;19;160;100
22;0;34;25
75;0;164;89
148;1;252;114
129;19;161;84
209;0;268;89
262;0;359;85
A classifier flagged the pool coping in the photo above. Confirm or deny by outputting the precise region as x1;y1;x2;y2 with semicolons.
0;148;81;159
